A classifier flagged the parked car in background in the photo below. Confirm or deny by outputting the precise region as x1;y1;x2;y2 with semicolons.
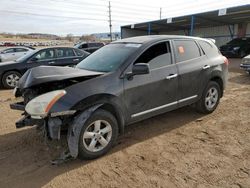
11;35;228;160
74;42;105;53
220;37;250;58
0;47;89;89
0;47;34;62
240;54;250;74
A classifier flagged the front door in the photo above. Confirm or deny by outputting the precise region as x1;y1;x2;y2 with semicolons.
24;48;56;73
123;41;178;122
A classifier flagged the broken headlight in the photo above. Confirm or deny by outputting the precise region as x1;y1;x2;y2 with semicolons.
25;90;66;118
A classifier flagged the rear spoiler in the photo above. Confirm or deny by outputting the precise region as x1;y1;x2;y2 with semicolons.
206;38;216;44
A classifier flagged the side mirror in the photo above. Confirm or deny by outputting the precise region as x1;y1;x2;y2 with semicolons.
132;63;149;75
126;63;149;80
30;57;38;62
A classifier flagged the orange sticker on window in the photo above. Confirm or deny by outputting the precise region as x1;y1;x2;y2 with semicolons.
178;46;185;54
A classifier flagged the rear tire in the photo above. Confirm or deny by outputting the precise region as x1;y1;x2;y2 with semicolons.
78;109;118;160
2;71;21;89
196;81;221;114
239;50;246;58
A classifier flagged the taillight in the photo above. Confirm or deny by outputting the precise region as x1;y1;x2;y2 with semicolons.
223;56;229;66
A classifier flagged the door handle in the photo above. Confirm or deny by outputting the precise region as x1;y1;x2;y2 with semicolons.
48;61;55;64
166;74;178;80
202;65;210;70
73;58;79;61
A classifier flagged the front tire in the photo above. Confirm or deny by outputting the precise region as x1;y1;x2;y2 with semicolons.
78;109;118;160
2;71;21;89
196;81;221;114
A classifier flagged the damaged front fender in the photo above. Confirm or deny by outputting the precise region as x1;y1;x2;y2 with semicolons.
67;104;103;158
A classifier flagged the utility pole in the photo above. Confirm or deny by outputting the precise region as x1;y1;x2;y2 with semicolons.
160;7;162;20
108;1;112;42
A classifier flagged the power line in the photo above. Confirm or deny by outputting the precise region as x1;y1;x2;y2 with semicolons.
0;10;108;21
0;9;147;24
9;0;161;18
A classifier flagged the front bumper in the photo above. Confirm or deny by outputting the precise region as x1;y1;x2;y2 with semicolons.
10;101;75;139
240;63;250;71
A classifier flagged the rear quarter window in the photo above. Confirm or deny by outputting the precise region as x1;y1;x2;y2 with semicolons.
174;40;201;62
198;40;220;56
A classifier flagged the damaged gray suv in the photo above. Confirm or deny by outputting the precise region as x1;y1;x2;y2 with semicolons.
11;35;228;160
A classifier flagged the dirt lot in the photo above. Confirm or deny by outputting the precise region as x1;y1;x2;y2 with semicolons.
0;59;249;188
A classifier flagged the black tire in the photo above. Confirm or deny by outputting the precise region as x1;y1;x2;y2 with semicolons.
2;71;22;89
78;109;118;160
196;81;221;114
239;50;246;58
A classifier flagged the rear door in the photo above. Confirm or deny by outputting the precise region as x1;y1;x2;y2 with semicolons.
173;39;210;106
54;48;79;66
123;41;178;122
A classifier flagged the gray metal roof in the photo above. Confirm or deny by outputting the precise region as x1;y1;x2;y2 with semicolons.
121;4;250;33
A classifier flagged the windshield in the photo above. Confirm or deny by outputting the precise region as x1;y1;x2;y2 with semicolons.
76;43;141;72
15;50;37;62
227;38;246;45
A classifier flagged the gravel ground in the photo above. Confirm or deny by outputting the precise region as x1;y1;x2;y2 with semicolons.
0;58;249;188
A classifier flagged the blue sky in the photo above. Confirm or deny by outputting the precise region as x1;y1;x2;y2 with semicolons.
0;0;249;35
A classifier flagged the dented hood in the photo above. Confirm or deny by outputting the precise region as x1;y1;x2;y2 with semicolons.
18;66;104;89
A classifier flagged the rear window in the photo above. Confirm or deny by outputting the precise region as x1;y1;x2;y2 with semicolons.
174;40;201;62
74;49;85;56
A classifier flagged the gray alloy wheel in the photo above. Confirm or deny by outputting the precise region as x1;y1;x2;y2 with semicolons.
205;87;219;110
2;71;22;89
6;74;20;87
78;109;118;160
83;120;112;152
195;81;221;114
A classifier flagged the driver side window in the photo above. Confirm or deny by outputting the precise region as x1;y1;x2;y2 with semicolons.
135;41;172;70
34;49;55;61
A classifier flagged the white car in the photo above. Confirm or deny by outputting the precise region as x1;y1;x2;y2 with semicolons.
0;47;34;62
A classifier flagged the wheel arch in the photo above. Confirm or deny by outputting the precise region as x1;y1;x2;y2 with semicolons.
210;76;224;97
1;69;22;87
73;93;126;134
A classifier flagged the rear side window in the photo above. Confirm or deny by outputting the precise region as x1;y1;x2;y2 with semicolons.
16;48;28;52
174;40;201;62
88;43;97;48
135;42;172;69
95;43;104;47
198;40;220;56
56;48;75;58
198;40;212;53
